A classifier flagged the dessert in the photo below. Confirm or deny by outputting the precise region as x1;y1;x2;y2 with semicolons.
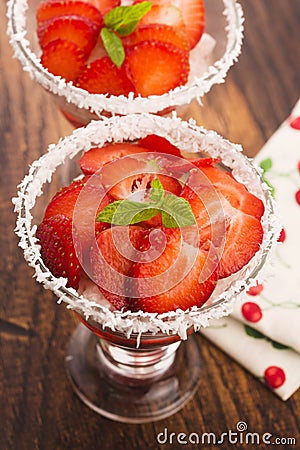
35;0;206;95
36;136;265;315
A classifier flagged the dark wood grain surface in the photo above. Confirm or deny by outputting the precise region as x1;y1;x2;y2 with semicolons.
1;1;300;449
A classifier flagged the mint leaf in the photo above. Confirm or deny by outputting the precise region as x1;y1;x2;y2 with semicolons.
96;200;158;225
100;28;125;68
96;177;196;228
259;158;272;173
244;325;265;339
162;194;196;228
149;178;164;204
104;2;152;37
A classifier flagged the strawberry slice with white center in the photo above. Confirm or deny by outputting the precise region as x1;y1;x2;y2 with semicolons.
176;0;205;49
76;56;135;95
41;39;86;82
36;0;104;26
130;227;218;314
36;214;82;289
90;225;147;310
183;162;264;278
125;40;190;97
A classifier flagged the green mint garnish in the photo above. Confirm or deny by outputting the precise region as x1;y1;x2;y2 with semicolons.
101;2;152;68
96;178;196;228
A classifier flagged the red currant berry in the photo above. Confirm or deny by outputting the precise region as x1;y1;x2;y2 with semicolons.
298;161;300;173
295;190;300;206
277;228;286;243
289;116;300;130
264;366;286;389
241;302;263;322
246;282;264;296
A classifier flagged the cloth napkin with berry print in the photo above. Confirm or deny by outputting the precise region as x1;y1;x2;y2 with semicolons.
200;99;300;401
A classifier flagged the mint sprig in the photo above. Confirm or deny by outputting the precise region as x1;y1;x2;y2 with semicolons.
96;178;196;228
101;2;152;68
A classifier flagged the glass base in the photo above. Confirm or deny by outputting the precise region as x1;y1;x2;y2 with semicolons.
65;324;202;423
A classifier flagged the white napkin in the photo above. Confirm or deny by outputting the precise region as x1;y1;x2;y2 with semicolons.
200;99;300;401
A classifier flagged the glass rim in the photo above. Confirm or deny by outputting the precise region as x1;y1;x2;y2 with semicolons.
13;113;280;339
7;0;244;115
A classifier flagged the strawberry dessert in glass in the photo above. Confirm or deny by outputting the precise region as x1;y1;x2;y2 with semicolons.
7;0;244;126
13;114;279;422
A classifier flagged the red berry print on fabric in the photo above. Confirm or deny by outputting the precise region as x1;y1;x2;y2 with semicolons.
242;302;263;323
295;190;300;205
289;116;300;130
277;228;286;243
246;282;264;296
264;366;286;389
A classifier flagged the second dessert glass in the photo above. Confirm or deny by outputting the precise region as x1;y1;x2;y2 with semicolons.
7;0;244;126
13;113;278;423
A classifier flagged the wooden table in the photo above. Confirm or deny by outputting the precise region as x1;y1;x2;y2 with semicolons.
1;1;299;449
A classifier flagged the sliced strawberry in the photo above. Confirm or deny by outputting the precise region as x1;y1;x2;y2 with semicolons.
36;0;103;26
108;172;182;201
79;143;150;175
176;0;205;49
130;227;218;314
123;24;189;51
82;0;120;16
44;176;111;248
41;39;86;82
125;40;189;97
36;214;82;289
194;165;265;220
37;15;101;56
218;210;263;278
90;226;146;310
76;56;135;95
138;134;181;156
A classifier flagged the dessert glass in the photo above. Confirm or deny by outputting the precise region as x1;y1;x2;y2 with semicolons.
13;114;278;423
7;0;244;126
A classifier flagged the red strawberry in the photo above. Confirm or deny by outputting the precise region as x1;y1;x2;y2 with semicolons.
76;56;135;95
218;210;263;278
123;24;189;51
83;0;120;16
175;0;205;49
37;15;101;56
44;176;111;248
36;0;103;26
36;214;82;289
79;143;151;175
138;134;181;156
41;39;86;82
130;227;218;314
182;165;264;278
125;40;189;97
191;164;265;220
90;226;146;310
